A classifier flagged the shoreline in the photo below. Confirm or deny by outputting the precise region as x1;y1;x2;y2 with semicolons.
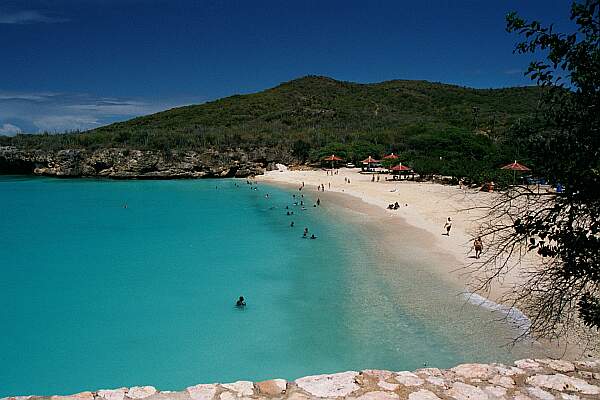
256;167;588;359
257;168;511;299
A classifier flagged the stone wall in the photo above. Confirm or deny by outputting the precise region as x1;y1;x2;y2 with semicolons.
4;359;600;400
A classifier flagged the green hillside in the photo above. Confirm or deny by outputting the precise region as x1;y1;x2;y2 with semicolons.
1;76;544;182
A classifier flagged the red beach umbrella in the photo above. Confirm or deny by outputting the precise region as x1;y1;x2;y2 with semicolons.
501;161;531;171
323;154;343;169
361;156;379;164
361;155;379;172
391;164;412;171
383;153;399;159
501;160;531;184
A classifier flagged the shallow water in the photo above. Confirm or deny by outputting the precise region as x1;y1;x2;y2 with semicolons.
0;177;537;396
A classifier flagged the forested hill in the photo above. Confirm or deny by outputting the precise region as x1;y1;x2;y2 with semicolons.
1;76;543;181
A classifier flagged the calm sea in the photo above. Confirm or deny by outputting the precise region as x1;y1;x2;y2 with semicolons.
0;177;537;396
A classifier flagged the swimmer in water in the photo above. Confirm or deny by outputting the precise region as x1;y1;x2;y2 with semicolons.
290;221;294;227
236;296;246;307
310;234;317;239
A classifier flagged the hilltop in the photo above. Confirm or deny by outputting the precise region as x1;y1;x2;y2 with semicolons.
0;76;544;181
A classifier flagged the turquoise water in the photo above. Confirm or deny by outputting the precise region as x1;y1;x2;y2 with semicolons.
0;177;535;396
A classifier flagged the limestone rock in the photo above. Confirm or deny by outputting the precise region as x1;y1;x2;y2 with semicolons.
186;384;218;400
295;371;360;398
483;385;507;398
560;394;580;400
285;394;310;400
362;370;394;381
394;371;424;387
526;386;555;400
425;376;447;387
127;387;157;399
415;368;443;377
489;375;515;389
408;389;442;400
353;391;399;400
513;393;533;400
52;392;94;400
218;393;235;400
451;364;494;379
220;381;254;397
575;360;600;370
526;374;600;395
446;382;489;400
97;389;127;400
516;360;543;371
377;381;399;391
536;360;575;373
255;379;286;396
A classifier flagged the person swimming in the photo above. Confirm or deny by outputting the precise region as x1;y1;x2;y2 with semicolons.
310;234;317;239
236;296;246;307
290;221;294;227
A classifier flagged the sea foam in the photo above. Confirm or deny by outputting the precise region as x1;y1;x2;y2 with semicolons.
463;292;532;336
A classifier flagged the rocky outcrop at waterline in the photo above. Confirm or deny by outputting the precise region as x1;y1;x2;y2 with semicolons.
4;358;600;400
0;146;295;179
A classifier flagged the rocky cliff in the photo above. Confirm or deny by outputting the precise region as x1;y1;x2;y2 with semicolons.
3;358;600;400
0;146;295;179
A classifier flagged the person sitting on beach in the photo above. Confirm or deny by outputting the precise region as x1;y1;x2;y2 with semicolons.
444;217;452;236
236;296;246;307
474;237;483;259
388;204;394;209
394;202;400;210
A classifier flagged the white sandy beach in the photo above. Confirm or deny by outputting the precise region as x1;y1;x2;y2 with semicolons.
258;167;598;358
258;167;496;280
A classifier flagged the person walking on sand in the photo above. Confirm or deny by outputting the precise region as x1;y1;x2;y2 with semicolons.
444;217;452;236
474;237;483;259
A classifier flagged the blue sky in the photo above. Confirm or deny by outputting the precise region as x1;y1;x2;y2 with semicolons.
0;0;573;134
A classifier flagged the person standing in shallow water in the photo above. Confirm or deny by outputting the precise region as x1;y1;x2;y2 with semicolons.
444;217;452;236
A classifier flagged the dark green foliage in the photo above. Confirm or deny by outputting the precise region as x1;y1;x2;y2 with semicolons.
502;0;599;331
2;77;544;182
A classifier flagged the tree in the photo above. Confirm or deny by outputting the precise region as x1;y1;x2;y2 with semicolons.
471;1;599;339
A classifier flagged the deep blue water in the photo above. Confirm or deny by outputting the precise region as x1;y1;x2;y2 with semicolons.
0;177;535;396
